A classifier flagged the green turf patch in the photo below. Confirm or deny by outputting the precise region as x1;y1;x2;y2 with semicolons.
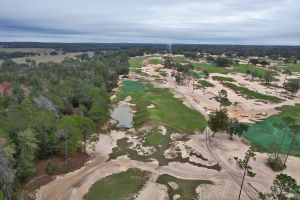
129;57;144;69
193;63;231;74
212;76;235;82
118;80;207;134
149;58;162;65
244;116;300;156
285;63;300;72
198;80;214;87
143;130;169;147
156;174;213;200
222;82;282;103
84;168;150;200
276;104;300;125
171;56;191;64
193;63;266;76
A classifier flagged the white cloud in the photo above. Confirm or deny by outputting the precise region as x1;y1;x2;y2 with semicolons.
0;0;299;44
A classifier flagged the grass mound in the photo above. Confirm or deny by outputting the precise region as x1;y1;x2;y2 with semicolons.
119;80;207;134
84;169;150;200
156;174;213;200
198;80;214;87
223;82;282;102
212;76;235;82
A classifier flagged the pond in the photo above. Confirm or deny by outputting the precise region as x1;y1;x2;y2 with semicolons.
111;104;133;128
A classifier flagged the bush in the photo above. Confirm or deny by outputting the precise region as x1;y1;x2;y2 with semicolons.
267;155;286;172
0;191;6;200
46;161;56;175
214;57;233;67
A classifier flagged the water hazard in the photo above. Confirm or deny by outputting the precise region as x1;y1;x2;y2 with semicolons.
111;104;133;128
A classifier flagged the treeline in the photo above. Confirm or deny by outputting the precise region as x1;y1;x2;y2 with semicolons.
1;42;300;59
171;44;300;59
0;52;129;199
0;52;36;60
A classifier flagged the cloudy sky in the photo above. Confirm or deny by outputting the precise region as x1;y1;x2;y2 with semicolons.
0;0;299;45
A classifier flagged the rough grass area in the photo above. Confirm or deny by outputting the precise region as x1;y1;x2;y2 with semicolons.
129;57;144;69
109;127;221;169
156;174;213;200
149;58;162;65
198;80;214;87
118;80;207;134
222;82;282;103
171;56;191;64
277;104;300;125
194;63;265;76
212;76;235;82
84;169;150;200
244;104;300;156
109;128;175;165
285;63;300;72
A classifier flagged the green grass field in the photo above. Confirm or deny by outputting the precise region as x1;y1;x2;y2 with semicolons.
194;63;266;76
118;80;207;134
223;82;282;102
284;63;300;72
149;58;162;65
156;174;213;200
129;57;144;69
84;169;150;200
244;104;300;156
171;56;191;64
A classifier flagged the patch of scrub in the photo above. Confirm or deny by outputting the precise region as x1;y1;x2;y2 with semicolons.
83;168;150;200
111;104;133;128
156;174;213;200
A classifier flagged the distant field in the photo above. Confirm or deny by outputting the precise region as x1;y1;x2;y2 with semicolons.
223;82;282;102
118;80;207;133
0;47;54;54
148;57;162;65
129;56;144;69
12;52;93;64
84;169;150;200
244;104;300;156
0;47;94;64
194;63;266;75
285;63;300;72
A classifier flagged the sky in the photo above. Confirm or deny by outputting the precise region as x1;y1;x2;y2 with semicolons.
0;0;299;45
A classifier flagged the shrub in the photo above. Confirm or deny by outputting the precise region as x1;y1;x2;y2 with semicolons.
267;154;286;172
46;161;56;175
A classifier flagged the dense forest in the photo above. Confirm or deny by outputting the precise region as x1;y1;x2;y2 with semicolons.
1;42;300;59
0;52;129;200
